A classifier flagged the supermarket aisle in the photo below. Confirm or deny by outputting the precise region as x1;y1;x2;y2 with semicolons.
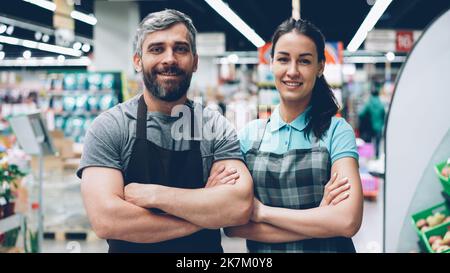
353;180;384;253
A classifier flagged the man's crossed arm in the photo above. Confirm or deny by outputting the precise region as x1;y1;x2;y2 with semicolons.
81;159;253;243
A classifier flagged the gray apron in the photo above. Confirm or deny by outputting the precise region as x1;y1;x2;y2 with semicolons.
244;119;356;253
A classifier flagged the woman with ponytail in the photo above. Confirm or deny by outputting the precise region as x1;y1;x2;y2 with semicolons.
224;18;363;253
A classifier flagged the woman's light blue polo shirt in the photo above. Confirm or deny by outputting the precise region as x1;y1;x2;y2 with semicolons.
239;105;359;164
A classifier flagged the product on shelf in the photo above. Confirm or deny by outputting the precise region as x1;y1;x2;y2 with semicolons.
102;73;115;90
87;95;99;112
441;165;449;178
75;94;88;112
62;96;76;112
63;74;77;91
423;223;450;253
88;73;102;91
412;202;450;234
435;159;450;195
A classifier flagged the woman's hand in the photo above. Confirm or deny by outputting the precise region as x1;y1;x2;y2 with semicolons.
320;173;351;207
205;164;240;188
251;198;265;223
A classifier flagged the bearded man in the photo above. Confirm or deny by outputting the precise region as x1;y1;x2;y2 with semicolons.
77;9;253;253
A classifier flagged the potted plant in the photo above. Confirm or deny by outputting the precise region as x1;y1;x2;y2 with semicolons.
1;163;26;218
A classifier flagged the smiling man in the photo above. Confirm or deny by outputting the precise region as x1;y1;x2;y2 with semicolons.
77;9;253;253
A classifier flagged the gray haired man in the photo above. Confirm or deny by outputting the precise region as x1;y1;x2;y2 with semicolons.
78;9;253;253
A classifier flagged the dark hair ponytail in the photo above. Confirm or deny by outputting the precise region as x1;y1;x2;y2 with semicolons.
271;18;339;140
304;76;339;140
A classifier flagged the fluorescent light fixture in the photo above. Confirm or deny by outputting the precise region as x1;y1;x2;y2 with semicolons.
0;35;82;56
347;0;393;52
0;35;20;45
23;0;56;12
71;11;97;26
23;40;38;48
204;0;265;48
344;55;406;63
0;57;91;67
23;0;97;25
38;42;82;56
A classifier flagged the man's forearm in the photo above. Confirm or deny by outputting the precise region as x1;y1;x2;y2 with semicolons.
224;222;310;243
93;196;201;243
150;185;252;229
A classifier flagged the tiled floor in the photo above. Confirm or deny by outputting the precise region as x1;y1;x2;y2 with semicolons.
35;161;384;253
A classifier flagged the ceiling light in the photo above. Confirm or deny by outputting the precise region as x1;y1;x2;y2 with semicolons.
42;34;49;43
38;42;81;57
227;54;239;64
385;51;395;62
6;25;14;35
0;35;81;56
0;24;6;34
0;51;5;60
204;0;265;48
0;44;3;50
70;11;97;25
35;31;42;40
81;43;91;52
347;0;393;52
0;57;91;67
57;55;65;62
23;50;32;59
73;42;82;50
22;0;56;12
23;1;97;26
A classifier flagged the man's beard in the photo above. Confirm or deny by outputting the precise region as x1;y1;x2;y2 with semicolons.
142;65;193;102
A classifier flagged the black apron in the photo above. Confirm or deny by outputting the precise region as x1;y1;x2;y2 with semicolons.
107;95;222;253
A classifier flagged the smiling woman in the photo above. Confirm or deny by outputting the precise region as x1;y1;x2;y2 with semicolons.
225;18;363;253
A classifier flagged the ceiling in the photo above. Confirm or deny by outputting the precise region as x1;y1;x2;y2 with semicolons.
0;0;449;59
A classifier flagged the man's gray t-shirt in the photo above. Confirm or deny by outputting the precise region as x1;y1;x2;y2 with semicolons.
76;94;244;182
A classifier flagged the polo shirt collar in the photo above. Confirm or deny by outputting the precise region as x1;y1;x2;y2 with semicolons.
269;104;311;133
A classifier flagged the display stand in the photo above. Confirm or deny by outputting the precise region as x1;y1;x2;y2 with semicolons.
7;112;56;253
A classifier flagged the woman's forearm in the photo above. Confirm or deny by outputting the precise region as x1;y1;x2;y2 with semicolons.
260;204;357;238
224;221;310;243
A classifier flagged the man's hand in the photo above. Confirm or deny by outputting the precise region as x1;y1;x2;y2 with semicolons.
320;173;351;207
124;183;158;208
205;164;240;188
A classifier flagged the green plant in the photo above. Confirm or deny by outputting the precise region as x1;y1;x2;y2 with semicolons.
1;227;20;248
0;163;26;204
23;218;39;253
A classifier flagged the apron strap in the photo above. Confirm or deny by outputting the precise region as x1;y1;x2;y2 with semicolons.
137;95;200;149
190;102;200;149
251;119;269;151
137;95;148;139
